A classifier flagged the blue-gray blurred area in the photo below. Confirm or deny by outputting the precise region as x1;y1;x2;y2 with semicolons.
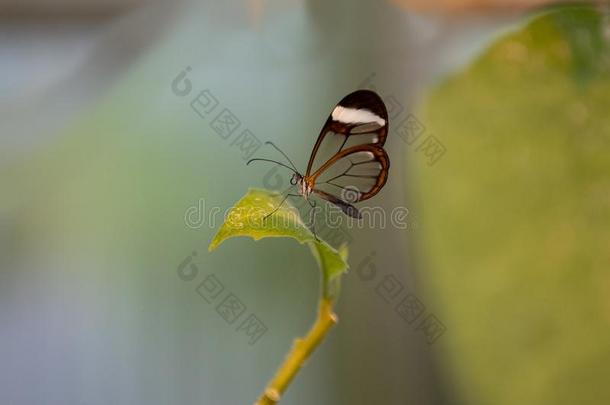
3;1;608;405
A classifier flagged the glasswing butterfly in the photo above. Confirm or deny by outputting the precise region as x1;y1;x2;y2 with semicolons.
248;89;390;232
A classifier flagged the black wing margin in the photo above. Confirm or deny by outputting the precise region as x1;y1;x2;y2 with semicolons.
305;90;388;176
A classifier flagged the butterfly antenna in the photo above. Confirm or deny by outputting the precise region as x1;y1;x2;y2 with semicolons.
264;141;299;172
246;158;298;174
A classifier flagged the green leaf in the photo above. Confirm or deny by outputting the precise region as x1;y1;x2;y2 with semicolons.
208;188;349;299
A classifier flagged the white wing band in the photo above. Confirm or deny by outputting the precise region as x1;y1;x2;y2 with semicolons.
331;106;386;127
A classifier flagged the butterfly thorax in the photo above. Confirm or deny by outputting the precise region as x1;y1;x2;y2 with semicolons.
294;174;314;199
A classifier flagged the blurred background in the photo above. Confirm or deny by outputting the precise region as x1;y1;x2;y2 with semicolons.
1;0;609;404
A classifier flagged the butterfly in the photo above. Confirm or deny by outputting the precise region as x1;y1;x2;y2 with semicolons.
248;89;390;230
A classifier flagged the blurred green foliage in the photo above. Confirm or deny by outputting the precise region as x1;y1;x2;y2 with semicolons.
412;5;610;405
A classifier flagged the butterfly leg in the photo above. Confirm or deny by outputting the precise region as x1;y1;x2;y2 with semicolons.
263;183;295;220
263;190;300;220
306;199;321;242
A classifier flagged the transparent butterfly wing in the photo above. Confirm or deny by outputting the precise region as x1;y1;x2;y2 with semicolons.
312;144;389;205
305;90;389;177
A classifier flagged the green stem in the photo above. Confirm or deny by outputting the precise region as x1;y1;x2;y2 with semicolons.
253;297;337;405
